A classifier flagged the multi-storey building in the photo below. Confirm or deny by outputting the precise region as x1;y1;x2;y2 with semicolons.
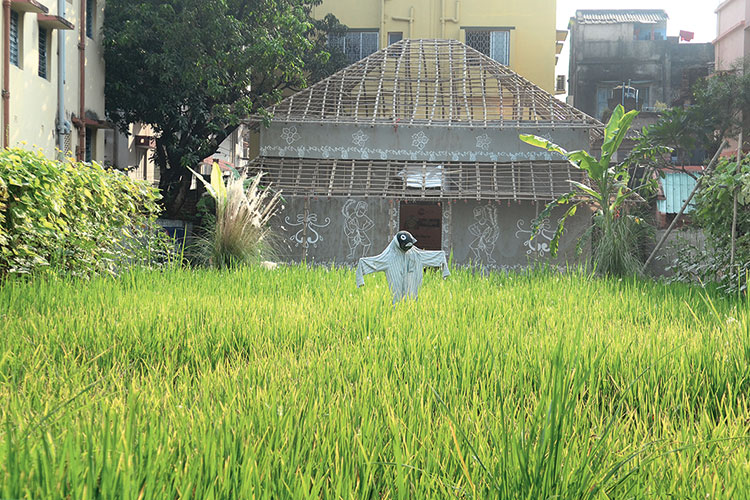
714;0;749;72
311;0;564;94
568;10;715;121
3;1;242;190
3;0;106;162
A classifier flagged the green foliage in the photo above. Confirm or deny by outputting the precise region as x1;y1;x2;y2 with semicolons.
637;70;750;165
0;148;171;278
188;163;280;268
520;105;655;275
694;156;750;246
669;156;750;294
102;0;348;216
2;267;749;498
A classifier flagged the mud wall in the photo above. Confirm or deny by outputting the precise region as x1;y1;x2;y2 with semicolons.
272;196;590;269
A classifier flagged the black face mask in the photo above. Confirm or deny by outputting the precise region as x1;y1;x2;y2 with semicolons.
396;231;417;251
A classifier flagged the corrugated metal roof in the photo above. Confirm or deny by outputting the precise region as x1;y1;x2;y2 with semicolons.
657;172;699;214
575;10;669;25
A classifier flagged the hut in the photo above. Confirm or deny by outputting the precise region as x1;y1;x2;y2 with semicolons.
248;39;601;269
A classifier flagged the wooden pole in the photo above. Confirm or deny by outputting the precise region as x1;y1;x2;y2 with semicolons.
643;140;727;272
730;131;742;266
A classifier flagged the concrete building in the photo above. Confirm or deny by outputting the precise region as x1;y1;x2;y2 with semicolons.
715;0;749;71
568;10;715;121
4;0;243;193
311;0;564;94
4;0;105;162
249;40;601;268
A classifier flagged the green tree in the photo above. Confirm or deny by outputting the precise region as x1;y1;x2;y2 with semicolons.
103;0;347;217
632;67;750;291
635;69;750;167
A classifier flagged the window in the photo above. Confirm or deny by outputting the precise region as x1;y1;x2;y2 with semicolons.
10;10;20;68
555;75;566;94
595;87;611;121
86;0;94;39
328;30;378;63
388;32;403;45
38;27;48;79
85;128;95;162
634;23;666;41
465;30;510;65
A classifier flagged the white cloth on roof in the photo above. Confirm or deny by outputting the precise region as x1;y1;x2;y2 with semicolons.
356;234;450;302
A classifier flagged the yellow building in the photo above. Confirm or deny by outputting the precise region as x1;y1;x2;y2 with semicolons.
3;0;107;162
312;0;562;94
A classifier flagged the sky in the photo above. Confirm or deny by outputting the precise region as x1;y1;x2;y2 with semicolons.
555;0;720;81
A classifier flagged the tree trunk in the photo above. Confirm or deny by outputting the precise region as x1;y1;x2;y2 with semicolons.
163;170;193;219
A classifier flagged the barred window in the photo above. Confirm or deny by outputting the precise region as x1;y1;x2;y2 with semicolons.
38;27;48;79
86;0;94;39
85;128;95;162
328;31;379;63
10;10;20;68
466;30;510;65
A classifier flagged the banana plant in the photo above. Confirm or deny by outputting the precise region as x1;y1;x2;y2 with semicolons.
520;105;655;273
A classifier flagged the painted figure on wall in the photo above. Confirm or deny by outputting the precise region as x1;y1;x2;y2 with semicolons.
356;231;450;303
468;205;500;264
343;200;374;259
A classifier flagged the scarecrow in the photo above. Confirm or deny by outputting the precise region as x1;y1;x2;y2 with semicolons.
356;231;450;302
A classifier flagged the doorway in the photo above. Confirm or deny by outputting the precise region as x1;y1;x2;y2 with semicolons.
399;202;441;250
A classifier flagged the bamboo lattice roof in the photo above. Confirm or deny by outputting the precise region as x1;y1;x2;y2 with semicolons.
248;157;586;201
261;39;601;129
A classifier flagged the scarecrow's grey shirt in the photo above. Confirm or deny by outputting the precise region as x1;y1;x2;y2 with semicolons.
356;234;450;302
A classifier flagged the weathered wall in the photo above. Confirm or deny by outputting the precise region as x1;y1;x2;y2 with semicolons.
569;37;714;118
272;196;591;269
449;200;590;269
645;228;706;277
261;123;587;163
578;23;635;42
273;197;397;265
715;0;748;71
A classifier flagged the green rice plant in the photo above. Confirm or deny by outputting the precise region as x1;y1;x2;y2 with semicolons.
1;267;749;498
188;163;280;268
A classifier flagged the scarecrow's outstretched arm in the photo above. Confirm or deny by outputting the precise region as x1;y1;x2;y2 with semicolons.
356;254;390;287
416;250;451;279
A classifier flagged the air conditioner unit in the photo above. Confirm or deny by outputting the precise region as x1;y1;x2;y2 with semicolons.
134;135;155;148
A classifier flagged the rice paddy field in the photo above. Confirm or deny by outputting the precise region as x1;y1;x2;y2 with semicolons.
1;266;749;499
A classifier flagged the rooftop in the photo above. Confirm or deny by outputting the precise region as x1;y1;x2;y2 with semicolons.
574;10;669;25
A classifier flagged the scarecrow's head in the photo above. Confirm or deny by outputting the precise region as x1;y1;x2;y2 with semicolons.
395;231;417;252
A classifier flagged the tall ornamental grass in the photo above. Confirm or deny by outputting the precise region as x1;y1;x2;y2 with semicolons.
2;267;749;498
189;163;280;268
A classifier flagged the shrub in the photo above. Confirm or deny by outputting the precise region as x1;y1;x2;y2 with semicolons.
668;155;750;294
188;163;280;268
0;148;170;278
